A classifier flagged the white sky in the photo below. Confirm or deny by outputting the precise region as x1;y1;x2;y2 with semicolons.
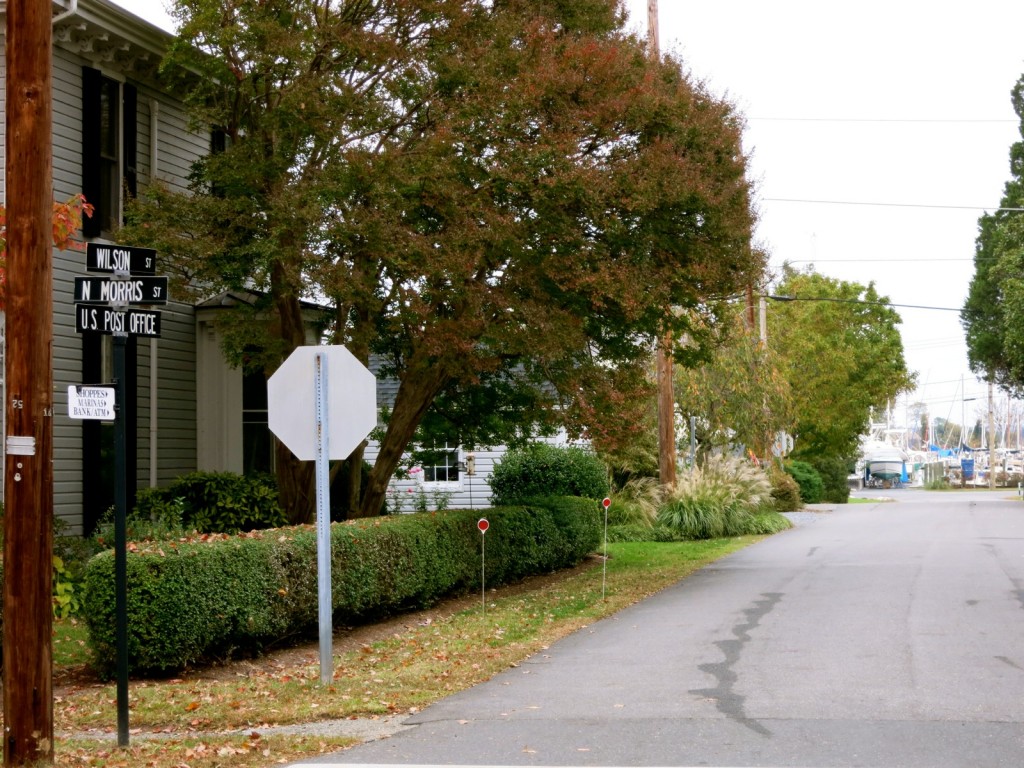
120;0;1024;432
622;0;1024;434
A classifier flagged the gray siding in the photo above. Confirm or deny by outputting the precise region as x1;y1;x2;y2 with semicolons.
137;300;198;487
365;357;574;511
46;41;205;532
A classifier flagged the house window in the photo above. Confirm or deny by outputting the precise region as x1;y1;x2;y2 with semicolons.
421;440;460;484
242;368;273;475
97;78;119;233
82;67;137;238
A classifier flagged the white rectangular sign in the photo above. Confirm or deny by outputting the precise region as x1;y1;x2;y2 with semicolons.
67;385;116;420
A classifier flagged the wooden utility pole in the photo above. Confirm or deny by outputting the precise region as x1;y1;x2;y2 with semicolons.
647;0;659;52
648;0;676;486
3;0;55;764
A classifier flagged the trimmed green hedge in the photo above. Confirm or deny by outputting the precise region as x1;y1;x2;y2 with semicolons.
83;499;600;677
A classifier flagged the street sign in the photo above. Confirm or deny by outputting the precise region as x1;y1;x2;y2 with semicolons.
75;305;161;338
67;385;116;420
478;518;490;533
86;242;156;275
74;276;169;305
267;345;376;461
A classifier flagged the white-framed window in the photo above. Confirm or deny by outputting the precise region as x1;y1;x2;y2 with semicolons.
420;440;461;485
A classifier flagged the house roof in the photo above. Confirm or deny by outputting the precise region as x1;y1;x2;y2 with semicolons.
195;290;330;313
0;1;175;82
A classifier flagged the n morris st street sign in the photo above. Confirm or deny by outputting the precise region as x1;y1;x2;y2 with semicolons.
74;276;169;305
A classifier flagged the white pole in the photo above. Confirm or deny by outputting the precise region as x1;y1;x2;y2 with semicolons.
314;352;333;684
989;380;996;490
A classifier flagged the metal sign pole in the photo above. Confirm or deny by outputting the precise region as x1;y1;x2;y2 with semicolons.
314;352;333;685
477;518;489;613
601;498;610;600
113;332;130;746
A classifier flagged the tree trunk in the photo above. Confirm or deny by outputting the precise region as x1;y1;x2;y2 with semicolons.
357;361;449;518
343;443;366;514
276;440;315;524
270;257;313;521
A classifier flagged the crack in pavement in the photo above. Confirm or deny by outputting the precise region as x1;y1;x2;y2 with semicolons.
690;591;783;736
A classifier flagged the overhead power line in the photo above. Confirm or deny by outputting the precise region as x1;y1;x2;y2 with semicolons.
785;258;978;263
763;197;1024;212
751;117;1015;124
766;295;962;312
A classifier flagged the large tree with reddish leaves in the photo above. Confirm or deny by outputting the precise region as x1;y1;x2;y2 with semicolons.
122;0;761;521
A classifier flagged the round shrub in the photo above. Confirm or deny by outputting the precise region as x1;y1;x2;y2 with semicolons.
810;455;852;504
784;460;823;504
490;443;609;505
769;467;802;512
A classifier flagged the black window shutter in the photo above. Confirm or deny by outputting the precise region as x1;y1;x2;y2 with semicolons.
81;66;102;238
211;127;227;155
123;83;138;203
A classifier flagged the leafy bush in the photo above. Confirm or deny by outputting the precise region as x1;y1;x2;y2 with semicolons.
84;499;600;677
810;455;852;503
92;502;190;548
784;460;823;504
490;443;609;504
135;472;286;534
769;466;802;512
744;512;794;535
658;456;774;539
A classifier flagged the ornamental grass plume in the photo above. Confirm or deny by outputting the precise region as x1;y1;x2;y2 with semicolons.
608;477;663;528
658;455;774;539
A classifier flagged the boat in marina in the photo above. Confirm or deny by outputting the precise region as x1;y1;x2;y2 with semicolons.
864;444;908;485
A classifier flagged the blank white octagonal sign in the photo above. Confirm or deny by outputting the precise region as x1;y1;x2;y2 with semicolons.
267;345;377;461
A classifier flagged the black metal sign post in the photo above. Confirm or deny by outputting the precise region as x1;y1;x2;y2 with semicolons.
74;244;165;748
113;333;129;747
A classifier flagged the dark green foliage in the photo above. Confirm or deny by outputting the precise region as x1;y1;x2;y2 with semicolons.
962;74;1024;390
769;467;803;512
83;501;600;677
810;455;852;504
135;472;286;533
772;267;915;460
785;460;824;504
490;443;609;504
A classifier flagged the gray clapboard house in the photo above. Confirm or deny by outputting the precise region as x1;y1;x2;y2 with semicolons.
1;1;566;534
0;0;207;534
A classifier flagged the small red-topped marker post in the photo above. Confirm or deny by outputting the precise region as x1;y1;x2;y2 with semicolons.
478;518;489;612
601;498;611;599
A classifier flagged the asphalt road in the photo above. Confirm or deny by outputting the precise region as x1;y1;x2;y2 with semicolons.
290;489;1024;767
